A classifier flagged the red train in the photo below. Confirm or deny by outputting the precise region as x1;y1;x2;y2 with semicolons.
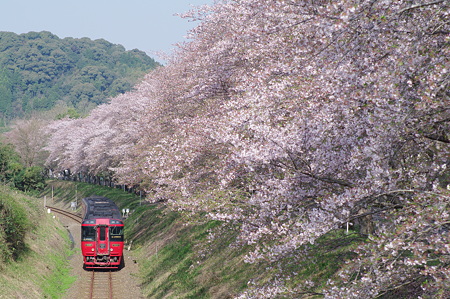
81;196;124;269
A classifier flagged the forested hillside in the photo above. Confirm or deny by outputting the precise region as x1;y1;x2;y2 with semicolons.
0;31;159;120
45;1;449;298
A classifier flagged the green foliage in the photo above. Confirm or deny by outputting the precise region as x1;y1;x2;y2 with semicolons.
0;142;45;192
56;107;80;120
14;166;46;192
0;76;13;114
0;31;160;118
0;187;75;298
0;143;21;180
0;192;31;264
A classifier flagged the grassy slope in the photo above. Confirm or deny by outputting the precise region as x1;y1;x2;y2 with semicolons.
42;180;265;298
41;180;365;298
0;186;75;299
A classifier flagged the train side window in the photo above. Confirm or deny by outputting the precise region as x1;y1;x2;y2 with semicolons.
109;226;124;242
82;226;96;241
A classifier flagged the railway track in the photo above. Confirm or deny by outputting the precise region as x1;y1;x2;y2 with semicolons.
89;270;115;299
48;206;119;299
46;205;83;223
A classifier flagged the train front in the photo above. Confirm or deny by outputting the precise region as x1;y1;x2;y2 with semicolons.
81;218;124;269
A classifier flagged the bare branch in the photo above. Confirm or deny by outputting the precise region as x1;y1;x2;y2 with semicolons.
396;0;446;14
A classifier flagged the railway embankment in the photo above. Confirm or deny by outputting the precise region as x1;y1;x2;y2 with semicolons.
0;185;75;298
0;179;366;298
41;180;268;297
40;180;365;298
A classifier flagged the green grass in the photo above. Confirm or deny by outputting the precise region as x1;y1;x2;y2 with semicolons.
40;225;77;298
276;230;365;297
0;186;76;298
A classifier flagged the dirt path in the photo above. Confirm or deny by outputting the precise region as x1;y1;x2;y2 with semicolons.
55;213;144;299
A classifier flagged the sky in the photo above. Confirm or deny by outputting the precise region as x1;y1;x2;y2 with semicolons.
0;0;213;63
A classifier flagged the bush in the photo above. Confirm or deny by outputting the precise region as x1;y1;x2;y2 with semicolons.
0;193;31;264
18;166;46;192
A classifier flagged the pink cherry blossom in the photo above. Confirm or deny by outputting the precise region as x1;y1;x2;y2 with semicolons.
45;0;449;297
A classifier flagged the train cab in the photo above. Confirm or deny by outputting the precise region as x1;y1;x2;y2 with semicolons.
81;196;124;269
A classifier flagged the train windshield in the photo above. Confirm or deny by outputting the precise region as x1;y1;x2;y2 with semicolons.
99;226;106;241
109;226;124;242
82;226;96;241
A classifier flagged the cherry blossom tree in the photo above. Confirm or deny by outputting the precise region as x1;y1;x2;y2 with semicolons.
45;0;449;297
4;117;49;167
45;81;157;177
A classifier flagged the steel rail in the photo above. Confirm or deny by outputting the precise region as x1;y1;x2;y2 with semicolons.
48;206;116;298
88;270;114;299
45;205;83;223
109;271;113;299
90;270;95;299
